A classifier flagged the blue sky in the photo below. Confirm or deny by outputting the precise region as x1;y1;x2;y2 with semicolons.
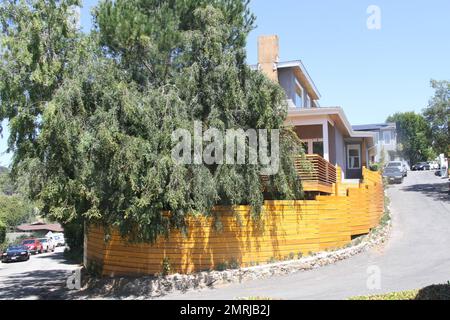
1;0;449;167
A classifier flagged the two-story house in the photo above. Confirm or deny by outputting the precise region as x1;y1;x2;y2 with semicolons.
351;123;400;164
255;35;377;191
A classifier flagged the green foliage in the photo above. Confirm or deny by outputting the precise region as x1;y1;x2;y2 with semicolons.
0;167;15;195
162;257;172;276
0;219;6;244
0;195;34;227
349;290;419;300
387;112;432;164
0;168;35;228
423;80;450;156
350;284;450;300
63;217;84;262
216;257;240;271
0;0;304;245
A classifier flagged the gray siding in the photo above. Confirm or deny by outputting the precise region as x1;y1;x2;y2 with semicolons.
278;69;296;102
334;127;346;179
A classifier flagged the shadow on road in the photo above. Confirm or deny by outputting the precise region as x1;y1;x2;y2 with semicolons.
401;180;450;203
33;250;75;265
0;269;74;300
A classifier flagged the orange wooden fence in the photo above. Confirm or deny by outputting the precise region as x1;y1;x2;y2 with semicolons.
86;168;384;277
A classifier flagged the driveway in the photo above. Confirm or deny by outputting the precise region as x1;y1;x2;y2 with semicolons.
0;247;80;300
160;171;450;300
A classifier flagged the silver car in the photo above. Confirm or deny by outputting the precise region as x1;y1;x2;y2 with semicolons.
383;161;406;184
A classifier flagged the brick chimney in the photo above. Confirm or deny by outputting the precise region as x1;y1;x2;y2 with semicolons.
258;35;279;82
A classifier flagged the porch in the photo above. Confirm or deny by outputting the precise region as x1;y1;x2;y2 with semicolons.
287;108;377;181
295;154;337;194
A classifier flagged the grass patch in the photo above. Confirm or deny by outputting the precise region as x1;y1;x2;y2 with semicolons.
350;284;450;300
350;290;418;300
236;297;282;301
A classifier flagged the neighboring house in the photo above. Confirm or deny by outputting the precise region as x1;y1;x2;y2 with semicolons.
351;123;399;164
16;221;64;238
255;35;377;189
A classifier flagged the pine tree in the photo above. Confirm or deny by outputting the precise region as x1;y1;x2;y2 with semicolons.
1;0;303;243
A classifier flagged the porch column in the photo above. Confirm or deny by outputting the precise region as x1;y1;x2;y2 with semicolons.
322;120;330;161
308;141;314;155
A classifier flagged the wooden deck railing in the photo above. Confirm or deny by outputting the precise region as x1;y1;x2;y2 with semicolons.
261;154;337;194
295;154;337;192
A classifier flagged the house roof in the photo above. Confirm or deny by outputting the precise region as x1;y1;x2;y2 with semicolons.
16;222;64;233
277;60;321;100
287;107;377;147
352;123;396;131
249;60;321;100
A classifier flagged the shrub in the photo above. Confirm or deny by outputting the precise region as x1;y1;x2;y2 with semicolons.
229;258;240;270
62;218;84;263
0;220;6;244
162;257;172;276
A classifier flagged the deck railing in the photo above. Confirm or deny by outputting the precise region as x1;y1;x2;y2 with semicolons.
261;154;337;193
295;154;337;188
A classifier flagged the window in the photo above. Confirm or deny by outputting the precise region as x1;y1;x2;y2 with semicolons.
294;92;303;108
383;131;392;145
347;144;361;170
294;82;303;108
305;94;311;108
312;141;324;157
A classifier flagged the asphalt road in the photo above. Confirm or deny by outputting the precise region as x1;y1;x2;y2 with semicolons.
0;171;448;300
0;247;79;300
161;170;450;300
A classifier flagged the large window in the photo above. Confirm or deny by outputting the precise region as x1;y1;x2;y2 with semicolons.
294;79;303;108
383;131;392;145
347;144;361;170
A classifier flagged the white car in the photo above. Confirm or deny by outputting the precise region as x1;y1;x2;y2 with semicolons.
38;238;56;253
429;161;440;170
51;233;66;247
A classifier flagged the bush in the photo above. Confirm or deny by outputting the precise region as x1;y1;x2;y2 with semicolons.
62;218;84;263
0;219;6;244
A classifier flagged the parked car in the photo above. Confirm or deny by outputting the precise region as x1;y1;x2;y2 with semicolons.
1;245;31;263
39;238;56;253
412;162;431;171
21;239;43;254
385;161;407;178
383;164;404;184
428;161;440;170
52;233;66;247
401;162;408;177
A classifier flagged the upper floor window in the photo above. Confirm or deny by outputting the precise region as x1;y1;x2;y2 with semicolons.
305;94;311;108
294;92;303;108
294;81;303;108
383;131;392;145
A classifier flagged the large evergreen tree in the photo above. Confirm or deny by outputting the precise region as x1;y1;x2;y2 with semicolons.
0;0;303;244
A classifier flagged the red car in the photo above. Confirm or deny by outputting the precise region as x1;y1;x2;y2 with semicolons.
21;239;43;254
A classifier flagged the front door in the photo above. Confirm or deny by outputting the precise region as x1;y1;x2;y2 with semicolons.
346;144;362;179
